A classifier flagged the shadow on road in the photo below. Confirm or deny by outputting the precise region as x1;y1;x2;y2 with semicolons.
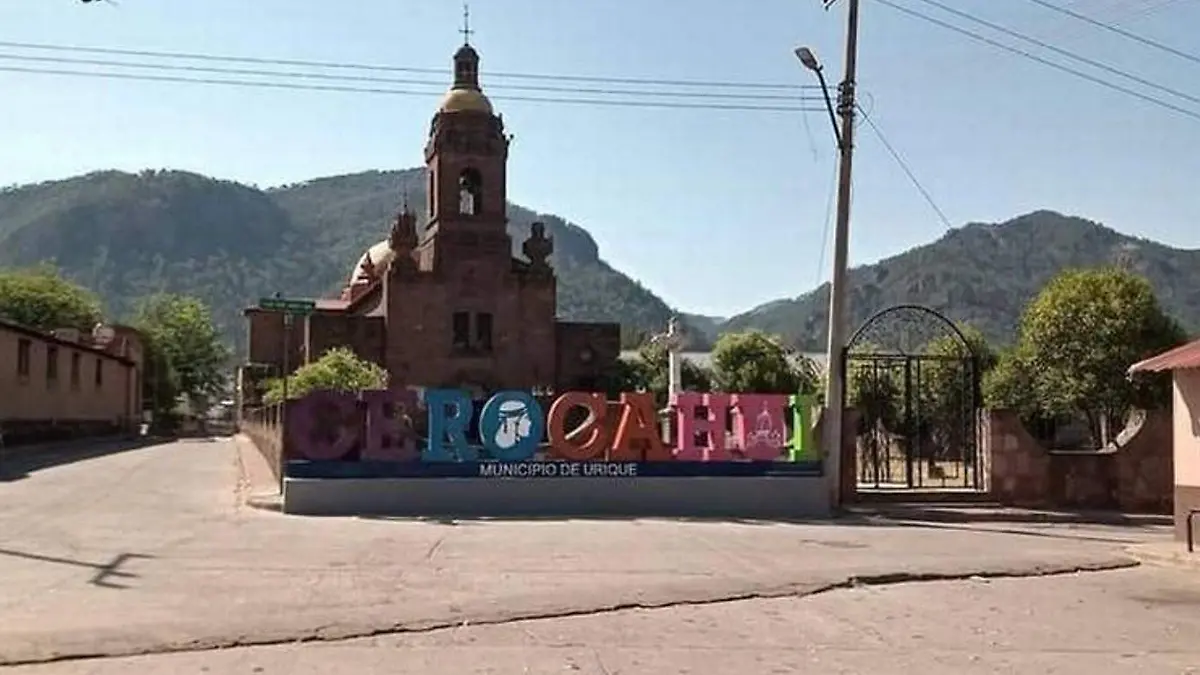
0;547;155;589
0;437;169;483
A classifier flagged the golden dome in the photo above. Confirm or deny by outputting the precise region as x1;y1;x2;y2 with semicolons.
439;86;493;113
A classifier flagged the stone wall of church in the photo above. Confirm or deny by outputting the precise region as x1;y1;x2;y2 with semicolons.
554;321;621;392
382;266;556;391
306;313;386;367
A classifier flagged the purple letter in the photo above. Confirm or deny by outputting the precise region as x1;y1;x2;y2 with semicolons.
287;390;359;461
361;387;421;462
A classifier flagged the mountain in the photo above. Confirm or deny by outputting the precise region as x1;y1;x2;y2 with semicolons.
724;210;1200;349
0;169;706;355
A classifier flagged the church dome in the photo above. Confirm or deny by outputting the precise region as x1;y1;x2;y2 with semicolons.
439;87;493;113
349;240;396;284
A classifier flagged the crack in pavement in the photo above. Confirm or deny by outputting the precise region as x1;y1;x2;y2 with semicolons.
0;558;1140;668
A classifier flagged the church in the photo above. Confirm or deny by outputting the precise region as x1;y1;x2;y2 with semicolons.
243;38;621;400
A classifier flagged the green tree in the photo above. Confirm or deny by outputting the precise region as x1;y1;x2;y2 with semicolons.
1012;267;1185;445
134;294;231;419
983;345;1039;420
0;264;102;332
634;340;713;408
710;330;818;394
915;324;996;455
263;347;388;403
845;341;902;433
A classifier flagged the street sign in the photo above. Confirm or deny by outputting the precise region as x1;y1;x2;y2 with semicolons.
258;297;317;315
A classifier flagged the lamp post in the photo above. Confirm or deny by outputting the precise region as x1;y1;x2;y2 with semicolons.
795;0;861;508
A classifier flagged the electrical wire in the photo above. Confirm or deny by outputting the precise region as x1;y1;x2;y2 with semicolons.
815;160;839;289
1021;0;1200;66
0;52;822;102
870;0;1200;122
0;40;817;91
908;0;1200;107
0;64;823;112
856;103;953;230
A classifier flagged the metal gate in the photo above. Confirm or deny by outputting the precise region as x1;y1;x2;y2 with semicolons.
843;305;982;490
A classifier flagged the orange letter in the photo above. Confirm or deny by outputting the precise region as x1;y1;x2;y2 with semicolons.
610;392;670;462
547;391;610;460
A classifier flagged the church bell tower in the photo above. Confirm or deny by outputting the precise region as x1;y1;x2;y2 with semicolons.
422;11;511;260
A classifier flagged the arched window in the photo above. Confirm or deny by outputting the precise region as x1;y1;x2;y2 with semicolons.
458;168;482;216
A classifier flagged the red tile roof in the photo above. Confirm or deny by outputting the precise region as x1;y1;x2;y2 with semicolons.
1128;338;1200;374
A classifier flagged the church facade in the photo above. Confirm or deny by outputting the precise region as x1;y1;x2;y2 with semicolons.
242;40;620;401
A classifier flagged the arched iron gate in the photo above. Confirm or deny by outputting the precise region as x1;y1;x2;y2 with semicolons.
842;305;983;490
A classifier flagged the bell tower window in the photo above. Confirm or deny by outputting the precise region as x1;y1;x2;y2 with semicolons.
427;170;436;219
458;168;481;216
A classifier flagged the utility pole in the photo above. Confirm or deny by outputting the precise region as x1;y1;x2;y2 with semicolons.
821;0;861;509
279;313;291;491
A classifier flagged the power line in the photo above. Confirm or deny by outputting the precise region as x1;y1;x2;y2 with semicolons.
870;0;1200;122
0;52;820;103
856;103;953;230
1023;0;1200;66
0;40;818;91
0;64;823;112
909;0;1200;107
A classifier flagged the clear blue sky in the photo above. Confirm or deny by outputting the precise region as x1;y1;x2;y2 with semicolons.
2;0;1198;318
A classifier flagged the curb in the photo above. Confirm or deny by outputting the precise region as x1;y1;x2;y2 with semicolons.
1125;543;1200;570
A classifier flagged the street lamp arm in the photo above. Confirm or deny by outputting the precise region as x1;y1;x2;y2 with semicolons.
813;68;844;150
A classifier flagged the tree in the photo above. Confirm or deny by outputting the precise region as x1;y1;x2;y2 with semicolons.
1011;267;1185;445
134;294;231;420
263;347;388;403
983;345;1039;420
915;324;996;458
710;330;818;394
633;340;713;408
0;265;102;332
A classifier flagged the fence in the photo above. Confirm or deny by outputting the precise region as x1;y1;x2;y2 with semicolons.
240;404;284;484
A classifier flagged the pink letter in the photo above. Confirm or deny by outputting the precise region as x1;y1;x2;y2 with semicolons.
672;392;732;461
731;394;788;461
361;387;421;462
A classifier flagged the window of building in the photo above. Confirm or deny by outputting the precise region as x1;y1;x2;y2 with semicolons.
70;352;81;389
16;338;31;379
95;358;104;388
458;168;482;216
452;311;471;351
46;346;59;384
428;171;436;218
475;312;493;352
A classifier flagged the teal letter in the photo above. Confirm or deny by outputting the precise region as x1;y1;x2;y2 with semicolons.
423;388;478;462
479;391;544;462
789;393;815;461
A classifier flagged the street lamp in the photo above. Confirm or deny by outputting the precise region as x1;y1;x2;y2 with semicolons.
794;0;861;510
793;47;843;150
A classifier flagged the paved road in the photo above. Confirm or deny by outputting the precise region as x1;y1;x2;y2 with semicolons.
0;437;1188;673
8;566;1200;674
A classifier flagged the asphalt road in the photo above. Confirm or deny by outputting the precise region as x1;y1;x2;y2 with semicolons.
0;437;1193;673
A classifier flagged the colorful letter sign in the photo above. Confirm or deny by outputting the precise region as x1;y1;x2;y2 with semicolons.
284;387;818;475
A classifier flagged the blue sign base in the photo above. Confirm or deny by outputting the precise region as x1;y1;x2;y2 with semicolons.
286;459;825;480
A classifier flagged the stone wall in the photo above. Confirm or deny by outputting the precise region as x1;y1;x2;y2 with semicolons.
241;404;284;485
985;408;1172;513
